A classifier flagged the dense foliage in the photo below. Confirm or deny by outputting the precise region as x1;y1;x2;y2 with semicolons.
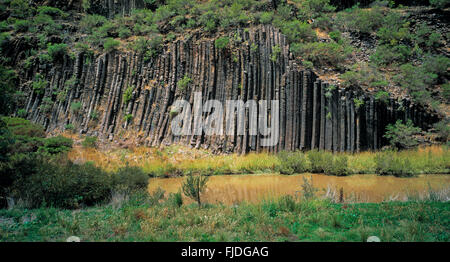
0;117;149;209
384;119;422;149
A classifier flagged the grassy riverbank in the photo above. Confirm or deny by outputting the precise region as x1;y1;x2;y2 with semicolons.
1;194;448;242
69;144;450;176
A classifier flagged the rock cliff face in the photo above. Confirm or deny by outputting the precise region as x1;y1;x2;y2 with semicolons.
36;0;146;17
19;25;438;153
86;0;146;18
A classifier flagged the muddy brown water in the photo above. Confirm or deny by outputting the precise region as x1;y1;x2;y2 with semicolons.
147;174;450;204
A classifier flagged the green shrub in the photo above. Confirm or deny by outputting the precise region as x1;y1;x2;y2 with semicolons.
277;151;308;175
414;23;441;48
38;135;73;155
302;60;314;69
38;53;52;64
335;5;384;34
341;62;385;88
169;14;187;28
300;176;319;200
90;110;98;120
112;166;149;194
375;90;390;103
374;152;414;177
307;150;332;173
37;6;66;17
124;114;133;123
177;74;191;91
47;43;68;61
215;36;229;49
32;74;47;95
13;19;31;32
0;153;41;205
422;55;450;78
281;20;317;43
80;14;107;33
429;0;449;9
370;44;411;65
2;117;45;154
64;123;74;131
39;97;53;114
154;5;174;22
118;27;132;39
293;42;350;67
324;155;349;176
384;120;422;150
0;65;16;115
167;191;183;208
148;187;166;205
442;82;450;102
0;120;14;202
276;4;292;18
2;153;111;209
15;158;112;208
293;0;336;20
277;195;296;212
70;101;82;114
433;119;449;142
82;0;91;11
166;32;176;41
82;136;97;148
16;109;27;118
74;42;93;56
259;11;273;24
353;98;364;109
376;11;410;44
9;0;33;19
394;54;449;106
123;86;133;104
133;21;158;35
313;14;333;30
33;13;61;35
270;45;281;62
182;174;209;206
1;117;45;138
131;35;163;61
220;2;249;29
55;90;67;104
103;38;120;52
395;63;437;105
329;31;342;43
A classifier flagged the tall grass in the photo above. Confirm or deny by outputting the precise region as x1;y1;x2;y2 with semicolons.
67;145;450;177
1;191;448;242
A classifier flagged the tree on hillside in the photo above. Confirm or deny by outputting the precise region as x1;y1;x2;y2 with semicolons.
384;119;422;150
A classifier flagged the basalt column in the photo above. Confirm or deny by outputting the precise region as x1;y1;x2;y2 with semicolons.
18;25;438;154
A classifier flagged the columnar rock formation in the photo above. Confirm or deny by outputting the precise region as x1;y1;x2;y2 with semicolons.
19;25;438;153
87;0;146;18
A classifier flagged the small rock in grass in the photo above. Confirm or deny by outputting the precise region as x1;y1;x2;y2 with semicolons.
367;236;381;242
66;236;81;242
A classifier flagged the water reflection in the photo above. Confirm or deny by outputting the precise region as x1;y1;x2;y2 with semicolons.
148;174;450;204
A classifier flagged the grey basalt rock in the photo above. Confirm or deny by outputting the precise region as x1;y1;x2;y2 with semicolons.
17;25;439;154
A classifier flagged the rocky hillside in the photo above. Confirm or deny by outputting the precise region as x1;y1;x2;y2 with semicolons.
0;0;448;153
